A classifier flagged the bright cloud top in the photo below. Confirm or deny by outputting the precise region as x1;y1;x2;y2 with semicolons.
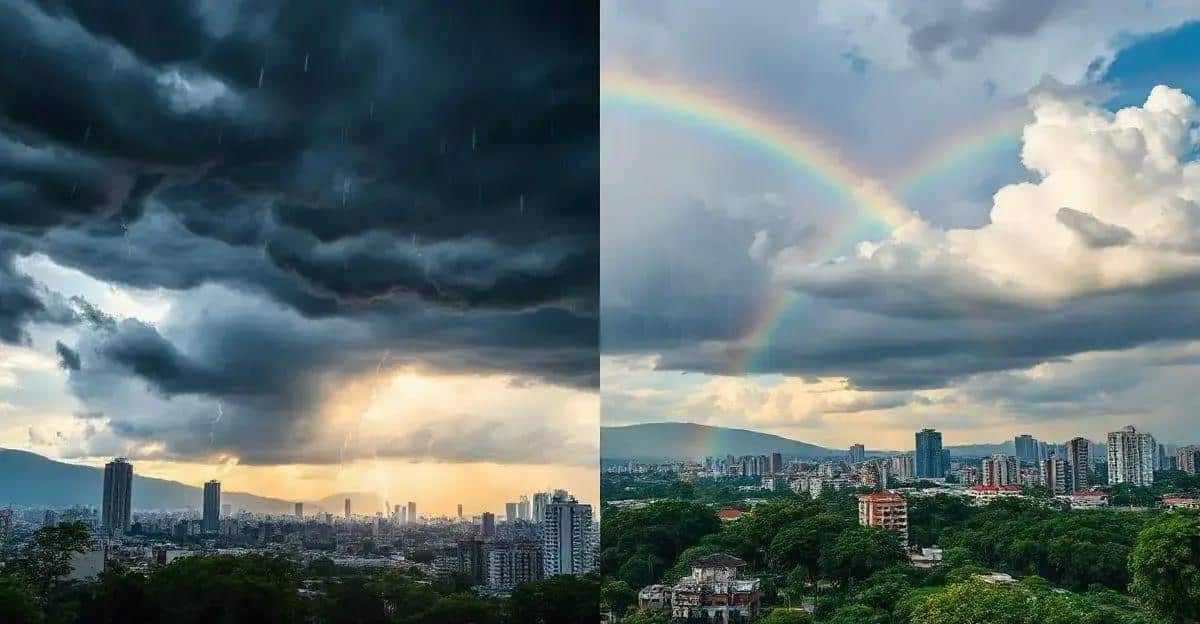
774;86;1200;303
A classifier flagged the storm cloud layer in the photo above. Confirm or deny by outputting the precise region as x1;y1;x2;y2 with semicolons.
0;0;598;465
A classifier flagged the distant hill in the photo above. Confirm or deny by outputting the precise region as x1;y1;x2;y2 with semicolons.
0;448;359;514
601;423;839;460
600;422;1095;461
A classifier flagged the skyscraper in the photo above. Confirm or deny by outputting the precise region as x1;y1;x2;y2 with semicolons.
481;512;496;537
532;492;549;523
915;429;944;479
344;497;351;519
457;504;464;520
407;501;416;524
517;495;531;521
1108;426;1156;486
1066;437;1091;492
101;458;133;536
1177;445;1200;475
543;492;595;577
294;502;304;518
1041;458;1068;494
1014;434;1038;464
202;480;220;533
848;444;865;463
890;454;915;482
770;452;784;474
506;502;519;522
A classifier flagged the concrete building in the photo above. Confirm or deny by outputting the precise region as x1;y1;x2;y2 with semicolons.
294;502;304;518
982;455;1019;486
770;452;784;474
102;458;133;536
542;492;595;577
202;480;220;533
891;454;915;483
1040;458;1068;494
660;554;760;623
486;541;542;590
1177;445;1199;475
1014;434;1038;464
532;492;549;523
857;491;908;548
968;484;1023;504
1108;426;1156;486
344;498;351;519
407;501;416;524
848;444;866;463
481;512;496;537
1066;437;1091;492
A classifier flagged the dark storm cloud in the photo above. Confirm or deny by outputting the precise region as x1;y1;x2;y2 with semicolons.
0;0;598;464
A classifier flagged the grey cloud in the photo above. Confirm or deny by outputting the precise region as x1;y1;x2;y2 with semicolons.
1056;207;1134;248
903;0;1068;61
54;340;80;371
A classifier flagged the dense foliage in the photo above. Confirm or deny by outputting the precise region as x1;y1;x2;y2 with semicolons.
600;481;1200;624
0;523;598;624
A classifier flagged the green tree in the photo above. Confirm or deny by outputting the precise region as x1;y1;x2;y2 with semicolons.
768;513;850;581
758;608;814;623
506;575;598;624
818;526;906;587
621;607;671;624
15;522;91;599
416;594;499;624
1129;512;1200;623
601;580;637;617
0;575;44;623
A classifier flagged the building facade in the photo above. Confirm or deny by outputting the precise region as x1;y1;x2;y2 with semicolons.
102;458;133;536
202;480;221;533
857;491;908;548
1066;437;1091;492
915;429;944;479
542;492;595;577
1108;426;1156;486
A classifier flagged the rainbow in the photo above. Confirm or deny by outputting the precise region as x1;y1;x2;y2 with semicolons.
602;70;1028;376
602;69;918;262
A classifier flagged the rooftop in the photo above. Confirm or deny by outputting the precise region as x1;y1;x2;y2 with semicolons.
858;491;904;502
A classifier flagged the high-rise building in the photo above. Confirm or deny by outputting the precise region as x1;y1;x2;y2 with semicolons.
1066;438;1091;492
294;502;304;518
202;480;220;533
344;498;351;519
915;429;944;479
102;458;133;536
393;504;402;523
543;492;595;577
407;501;416;524
487;541;543;589
857;491;908;548
849;444;866;463
1177;445;1200;475
890;454;915;482
770;452;784;474
1108;426;1155;486
481;512;496;537
457;504;464;520
859;462;884;490
532;492;549;523
1040;458;1068;494
1014;434;1038;464
505;502;519;522
517;495;531;521
983;455;1019;486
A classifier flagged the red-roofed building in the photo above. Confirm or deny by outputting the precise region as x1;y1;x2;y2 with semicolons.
716;509;744;522
1057;490;1109;509
857;491;908;548
1162;497;1200;510
967;484;1023;505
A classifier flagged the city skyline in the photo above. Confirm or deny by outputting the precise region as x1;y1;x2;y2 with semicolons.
0;2;600;514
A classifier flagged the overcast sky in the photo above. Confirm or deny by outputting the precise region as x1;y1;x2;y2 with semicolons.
0;0;598;513
601;0;1200;450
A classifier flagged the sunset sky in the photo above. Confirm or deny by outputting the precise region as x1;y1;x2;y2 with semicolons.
0;1;598;514
601;1;1200;450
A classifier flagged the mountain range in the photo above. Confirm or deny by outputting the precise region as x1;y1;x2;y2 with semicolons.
0;448;387;515
601;422;1042;460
